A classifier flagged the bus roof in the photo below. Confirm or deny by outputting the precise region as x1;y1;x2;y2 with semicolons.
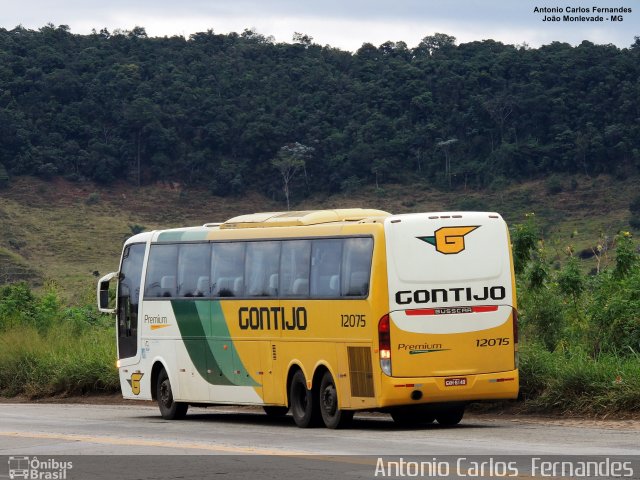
220;209;390;229
138;209;390;243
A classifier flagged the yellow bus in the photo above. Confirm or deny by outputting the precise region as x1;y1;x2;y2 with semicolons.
98;208;518;428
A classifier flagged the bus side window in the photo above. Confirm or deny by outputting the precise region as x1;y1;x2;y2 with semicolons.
342;237;373;297
212;243;245;297
311;239;342;297
177;243;211;297
280;240;311;297
144;244;178;298
245;241;280;297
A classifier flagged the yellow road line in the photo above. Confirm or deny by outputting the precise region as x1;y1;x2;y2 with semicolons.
0;430;386;469
0;431;540;477
0;430;301;455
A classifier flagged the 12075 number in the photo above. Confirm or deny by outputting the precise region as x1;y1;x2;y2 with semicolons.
476;337;510;347
341;314;366;327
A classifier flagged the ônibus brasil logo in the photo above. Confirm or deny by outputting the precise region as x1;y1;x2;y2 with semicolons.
417;226;479;255
8;456;73;480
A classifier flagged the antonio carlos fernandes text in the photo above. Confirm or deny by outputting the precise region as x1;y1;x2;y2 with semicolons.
374;457;634;477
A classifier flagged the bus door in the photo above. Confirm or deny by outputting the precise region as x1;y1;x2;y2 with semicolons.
117;243;146;361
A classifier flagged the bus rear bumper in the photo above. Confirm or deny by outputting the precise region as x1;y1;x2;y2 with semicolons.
377;369;519;408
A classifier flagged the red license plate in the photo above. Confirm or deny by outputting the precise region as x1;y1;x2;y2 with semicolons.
444;377;467;387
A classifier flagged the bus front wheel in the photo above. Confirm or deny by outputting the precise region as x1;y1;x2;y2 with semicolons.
157;368;188;420
289;370;320;428
319;371;353;429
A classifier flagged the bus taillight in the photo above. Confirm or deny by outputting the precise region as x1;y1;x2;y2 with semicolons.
378;314;392;376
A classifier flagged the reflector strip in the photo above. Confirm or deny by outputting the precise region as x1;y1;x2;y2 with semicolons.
473;306;499;313
488;377;515;383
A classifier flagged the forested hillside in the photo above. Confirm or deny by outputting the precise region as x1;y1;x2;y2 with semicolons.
0;25;639;199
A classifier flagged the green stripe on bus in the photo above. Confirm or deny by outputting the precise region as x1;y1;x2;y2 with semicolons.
171;300;259;387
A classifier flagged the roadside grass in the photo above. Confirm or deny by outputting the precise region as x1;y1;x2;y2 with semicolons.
0;282;119;397
0;323;119;397
0;324;119;398
519;343;640;416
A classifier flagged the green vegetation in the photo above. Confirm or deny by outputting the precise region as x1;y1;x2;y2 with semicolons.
2;220;640;416
1;24;639;414
0;282;119;397
629;195;640;230
514;216;640;415
519;345;640;415
0;26;639;204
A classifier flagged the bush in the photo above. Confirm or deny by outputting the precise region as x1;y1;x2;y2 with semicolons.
0;324;118;397
519;288;566;351
0;283;118;397
519;344;640;415
511;214;538;275
456;197;489;211
545;175;564;194
0;282;38;330
85;192;101;205
629;195;640;216
128;224;146;236
589;269;640;354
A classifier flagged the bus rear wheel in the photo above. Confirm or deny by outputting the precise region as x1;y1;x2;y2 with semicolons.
390;407;434;427
319;371;353;429
289;370;320;428
435;405;465;426
157;368;188;420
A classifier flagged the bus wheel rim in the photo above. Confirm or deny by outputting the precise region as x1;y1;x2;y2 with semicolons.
322;384;337;416
160;381;171;406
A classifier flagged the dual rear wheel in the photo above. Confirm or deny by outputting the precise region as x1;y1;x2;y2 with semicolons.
289;370;353;429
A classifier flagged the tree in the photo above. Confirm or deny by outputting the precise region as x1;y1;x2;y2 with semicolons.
436;138;458;188
292;32;313;48
482;94;513;147
0;163;8;188
415;33;456;56
0;26;639;194
272;142;314;210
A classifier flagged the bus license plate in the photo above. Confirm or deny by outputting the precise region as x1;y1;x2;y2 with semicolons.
444;377;467;387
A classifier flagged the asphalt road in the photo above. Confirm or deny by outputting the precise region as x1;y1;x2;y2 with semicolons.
1;403;639;479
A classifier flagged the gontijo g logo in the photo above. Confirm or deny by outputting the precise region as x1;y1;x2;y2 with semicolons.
417;226;479;255
127;372;144;395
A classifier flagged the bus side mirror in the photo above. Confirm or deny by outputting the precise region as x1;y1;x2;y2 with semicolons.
97;271;118;313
